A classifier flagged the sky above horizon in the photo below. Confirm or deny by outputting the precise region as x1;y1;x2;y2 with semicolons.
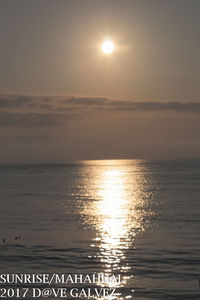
0;0;200;163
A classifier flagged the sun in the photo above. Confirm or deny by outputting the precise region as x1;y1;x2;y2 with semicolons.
102;39;114;54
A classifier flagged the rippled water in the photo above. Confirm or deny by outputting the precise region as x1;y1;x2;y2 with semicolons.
0;159;199;299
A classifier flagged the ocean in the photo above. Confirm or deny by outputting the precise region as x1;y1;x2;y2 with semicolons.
0;159;199;299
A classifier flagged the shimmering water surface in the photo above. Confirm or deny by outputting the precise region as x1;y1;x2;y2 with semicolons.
0;159;199;299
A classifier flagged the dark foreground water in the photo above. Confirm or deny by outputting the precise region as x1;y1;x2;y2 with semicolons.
0;159;199;299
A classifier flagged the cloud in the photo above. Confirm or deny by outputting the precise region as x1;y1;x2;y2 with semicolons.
0;111;81;127
0;93;200;127
0;94;34;108
107;100;200;112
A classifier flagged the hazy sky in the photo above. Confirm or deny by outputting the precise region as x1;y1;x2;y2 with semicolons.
0;0;200;163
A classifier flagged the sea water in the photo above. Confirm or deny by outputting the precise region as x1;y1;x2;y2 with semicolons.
0;159;199;299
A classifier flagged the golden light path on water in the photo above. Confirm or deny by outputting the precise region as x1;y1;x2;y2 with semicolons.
96;170;133;276
80;160;155;298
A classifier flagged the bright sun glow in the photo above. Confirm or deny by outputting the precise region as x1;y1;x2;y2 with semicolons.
102;39;114;54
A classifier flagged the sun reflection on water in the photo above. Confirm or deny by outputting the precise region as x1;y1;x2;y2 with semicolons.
79;160;155;297
95;169;132;276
